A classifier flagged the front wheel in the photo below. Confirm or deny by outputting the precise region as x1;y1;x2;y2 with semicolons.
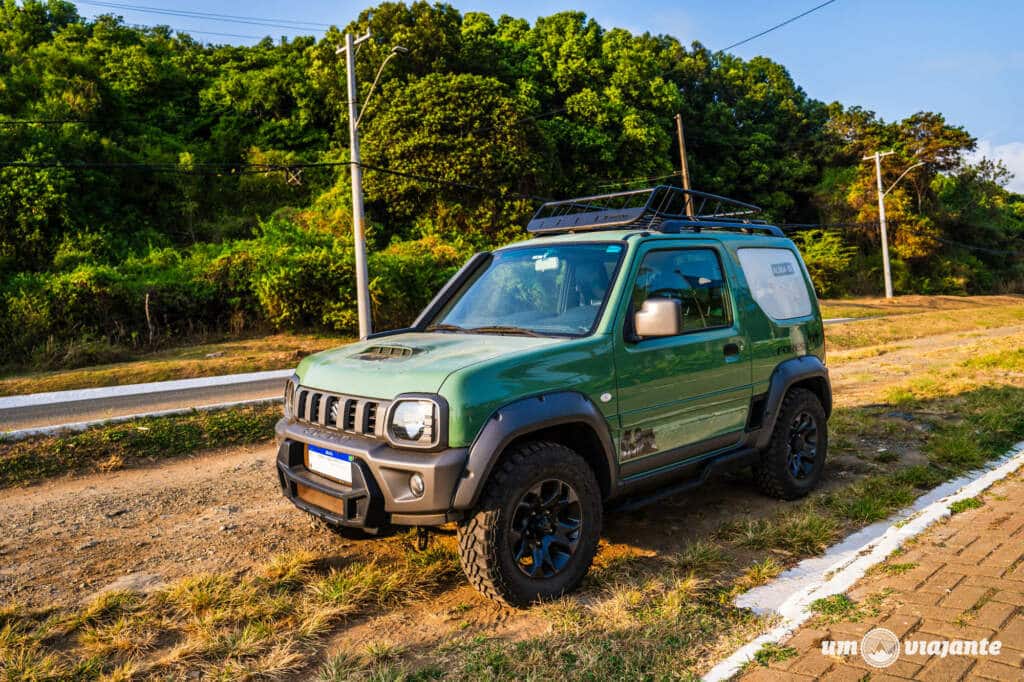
753;387;828;500
457;441;602;607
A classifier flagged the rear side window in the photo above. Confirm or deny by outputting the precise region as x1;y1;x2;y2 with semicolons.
736;248;813;320
631;248;730;332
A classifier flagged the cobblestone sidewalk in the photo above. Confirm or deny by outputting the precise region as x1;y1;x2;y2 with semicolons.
741;471;1024;681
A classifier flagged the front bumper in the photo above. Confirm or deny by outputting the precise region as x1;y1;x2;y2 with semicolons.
275;418;468;528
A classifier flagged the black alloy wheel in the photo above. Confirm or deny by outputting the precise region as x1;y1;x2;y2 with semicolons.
509;478;582;578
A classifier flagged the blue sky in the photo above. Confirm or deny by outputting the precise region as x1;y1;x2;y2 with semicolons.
78;0;1024;190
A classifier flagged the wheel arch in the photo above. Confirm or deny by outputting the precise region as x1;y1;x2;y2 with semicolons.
754;355;832;449
450;391;617;510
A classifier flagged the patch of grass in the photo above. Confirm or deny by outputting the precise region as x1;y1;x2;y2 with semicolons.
0;547;457;679
810;592;891;625
669;539;730;574
809;594;858;621
723;511;839;557
868;562;918;577
752;642;798;667
821;475;919;523
950;497;984;514
963;347;1024;372
734;558;783;592
0;403;280;487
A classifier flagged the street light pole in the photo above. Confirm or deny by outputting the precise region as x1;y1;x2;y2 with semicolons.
338;31;373;339
864;150;895;299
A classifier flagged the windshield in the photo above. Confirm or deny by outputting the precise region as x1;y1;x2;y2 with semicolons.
429;244;624;336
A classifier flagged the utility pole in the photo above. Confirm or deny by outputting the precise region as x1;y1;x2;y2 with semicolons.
864;150;895;299
674;113;695;218
338;31;373;338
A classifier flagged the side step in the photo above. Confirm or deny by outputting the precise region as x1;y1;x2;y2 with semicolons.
608;447;758;513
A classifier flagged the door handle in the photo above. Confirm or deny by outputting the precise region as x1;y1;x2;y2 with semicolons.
723;343;741;357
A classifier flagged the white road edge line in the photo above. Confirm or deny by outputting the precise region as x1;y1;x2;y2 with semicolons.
703;439;1024;682
0;369;294;409
1;397;282;442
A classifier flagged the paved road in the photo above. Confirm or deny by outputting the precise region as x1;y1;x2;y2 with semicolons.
0;370;291;433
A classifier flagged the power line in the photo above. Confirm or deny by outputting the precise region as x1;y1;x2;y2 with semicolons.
76;1;331;32
720;0;840;52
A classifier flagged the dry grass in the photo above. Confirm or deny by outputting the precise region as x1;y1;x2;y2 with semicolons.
0;547;460;680
0;332;349;397
825;300;1024;351
819;294;1024;320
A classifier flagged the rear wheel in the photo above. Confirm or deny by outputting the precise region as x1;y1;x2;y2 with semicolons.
754;387;828;500
457;441;602;607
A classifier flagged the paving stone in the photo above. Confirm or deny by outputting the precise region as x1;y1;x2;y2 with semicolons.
784;627;829;652
990;590;1024;607
942;584;991;610
916;618;996;642
970;659;1024;681
880;613;922;639
741;667;814;681
972;601;1017;631
917;654;976;681
819;664;870;681
787;651;835;677
923;567;967;592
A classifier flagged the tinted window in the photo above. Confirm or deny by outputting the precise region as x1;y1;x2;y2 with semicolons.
631;248;730;333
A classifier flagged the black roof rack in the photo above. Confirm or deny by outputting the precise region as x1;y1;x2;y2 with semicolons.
527;185;783;237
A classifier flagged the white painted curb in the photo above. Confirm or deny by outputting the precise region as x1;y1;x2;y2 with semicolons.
0;369;293;410
704;440;1024;682
1;397;282;442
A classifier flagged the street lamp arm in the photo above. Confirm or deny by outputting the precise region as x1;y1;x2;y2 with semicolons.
883;161;925;197
354;46;407;130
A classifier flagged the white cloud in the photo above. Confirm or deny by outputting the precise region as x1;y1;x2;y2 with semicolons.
968;140;1024;194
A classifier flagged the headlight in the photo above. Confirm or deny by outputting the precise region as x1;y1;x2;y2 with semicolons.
386;398;440;448
283;374;299;418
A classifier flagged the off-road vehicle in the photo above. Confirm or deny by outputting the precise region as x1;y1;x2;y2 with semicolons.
275;186;830;606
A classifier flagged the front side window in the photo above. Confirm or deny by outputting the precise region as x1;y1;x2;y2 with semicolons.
630;248;731;333
430;244;623;336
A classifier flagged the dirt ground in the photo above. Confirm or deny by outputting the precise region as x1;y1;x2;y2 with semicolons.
4;316;1024;669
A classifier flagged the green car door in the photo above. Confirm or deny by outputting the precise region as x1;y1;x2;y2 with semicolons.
613;242;753;476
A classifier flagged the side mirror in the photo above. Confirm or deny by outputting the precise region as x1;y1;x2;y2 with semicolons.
634;298;681;338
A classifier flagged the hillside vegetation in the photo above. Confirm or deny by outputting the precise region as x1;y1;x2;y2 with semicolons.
2;1;1023;368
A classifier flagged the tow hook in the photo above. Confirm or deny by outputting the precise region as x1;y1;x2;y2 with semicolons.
416;526;431;551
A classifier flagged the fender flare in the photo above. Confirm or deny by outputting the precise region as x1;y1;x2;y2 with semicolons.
755;355;832;449
450;391;618;510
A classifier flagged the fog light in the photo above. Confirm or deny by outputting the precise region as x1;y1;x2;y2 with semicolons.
409;473;425;497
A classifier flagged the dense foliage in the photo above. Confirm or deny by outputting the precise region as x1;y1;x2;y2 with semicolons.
2;0;1022;366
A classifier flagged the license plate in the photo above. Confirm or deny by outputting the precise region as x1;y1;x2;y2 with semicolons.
306;445;353;484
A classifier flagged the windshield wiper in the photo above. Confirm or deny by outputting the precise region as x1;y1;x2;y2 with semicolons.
425;323;468;333
465;325;544;337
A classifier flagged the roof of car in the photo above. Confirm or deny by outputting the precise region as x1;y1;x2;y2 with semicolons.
497;227;795;251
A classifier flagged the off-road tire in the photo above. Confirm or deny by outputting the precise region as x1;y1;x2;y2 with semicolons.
754;387;828;500
457;441;602;607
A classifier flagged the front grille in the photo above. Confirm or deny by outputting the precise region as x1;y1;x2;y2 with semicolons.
294;387;386;438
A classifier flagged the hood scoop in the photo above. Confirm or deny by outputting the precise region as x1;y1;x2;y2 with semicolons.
351;344;420;361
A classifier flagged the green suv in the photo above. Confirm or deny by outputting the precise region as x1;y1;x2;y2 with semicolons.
275;186;830;606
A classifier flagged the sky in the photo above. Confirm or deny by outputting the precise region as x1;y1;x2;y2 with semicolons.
77;0;1024;191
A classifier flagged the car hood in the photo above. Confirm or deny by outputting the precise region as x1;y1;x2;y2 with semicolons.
295;332;562;398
